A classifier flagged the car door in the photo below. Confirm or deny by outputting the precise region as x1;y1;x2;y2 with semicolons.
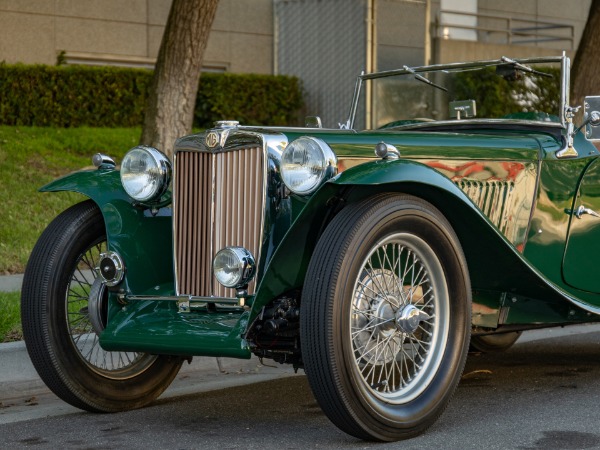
563;156;600;294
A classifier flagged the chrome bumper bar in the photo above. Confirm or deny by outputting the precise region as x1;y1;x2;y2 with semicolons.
124;294;246;313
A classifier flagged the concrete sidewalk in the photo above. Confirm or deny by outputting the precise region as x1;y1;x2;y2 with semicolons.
0;341;296;402
0;273;22;293
0;273;296;414
0;340;298;424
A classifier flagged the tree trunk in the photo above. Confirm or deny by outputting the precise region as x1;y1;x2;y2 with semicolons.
141;0;219;159
571;0;600;108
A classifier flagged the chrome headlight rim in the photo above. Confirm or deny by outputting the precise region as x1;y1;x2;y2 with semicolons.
212;247;256;289
120;145;172;203
281;136;337;196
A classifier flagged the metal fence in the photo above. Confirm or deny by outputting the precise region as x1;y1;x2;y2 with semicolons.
275;0;367;128
437;10;574;49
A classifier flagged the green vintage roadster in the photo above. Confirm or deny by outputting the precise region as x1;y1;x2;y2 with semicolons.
21;55;600;441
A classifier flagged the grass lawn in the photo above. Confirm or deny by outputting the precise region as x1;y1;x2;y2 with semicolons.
0;291;21;342
0;126;142;342
0;126;141;274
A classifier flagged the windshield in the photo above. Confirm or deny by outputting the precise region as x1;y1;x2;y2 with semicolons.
350;57;565;131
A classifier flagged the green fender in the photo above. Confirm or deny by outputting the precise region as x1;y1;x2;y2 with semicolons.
42;170;251;358
40;169;175;296
250;158;598;325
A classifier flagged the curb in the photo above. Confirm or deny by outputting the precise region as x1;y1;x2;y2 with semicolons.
0;274;22;293
0;274;298;411
0;341;46;399
0;340;297;404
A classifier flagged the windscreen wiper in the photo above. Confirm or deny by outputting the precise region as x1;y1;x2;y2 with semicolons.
403;65;448;92
500;56;553;78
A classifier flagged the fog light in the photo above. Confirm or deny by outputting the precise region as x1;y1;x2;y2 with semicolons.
213;247;256;289
98;251;125;287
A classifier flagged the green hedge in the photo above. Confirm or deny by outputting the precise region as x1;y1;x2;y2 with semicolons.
0;63;303;128
195;73;303;127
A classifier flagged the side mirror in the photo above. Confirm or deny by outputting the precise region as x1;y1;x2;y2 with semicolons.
583;96;600;140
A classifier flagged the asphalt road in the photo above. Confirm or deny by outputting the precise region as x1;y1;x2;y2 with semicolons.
2;326;600;449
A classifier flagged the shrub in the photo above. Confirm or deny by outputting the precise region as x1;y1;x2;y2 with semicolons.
0;63;303;128
0;64;149;127
453;66;561;118
195;73;304;127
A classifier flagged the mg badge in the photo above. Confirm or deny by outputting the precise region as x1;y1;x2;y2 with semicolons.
206;131;220;148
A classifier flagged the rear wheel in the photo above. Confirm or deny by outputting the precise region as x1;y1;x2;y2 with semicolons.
470;332;522;353
21;200;183;412
301;194;471;441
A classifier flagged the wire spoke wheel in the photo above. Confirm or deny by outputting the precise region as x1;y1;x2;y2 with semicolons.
65;239;156;378
350;234;449;403
301;194;471;441
22;200;182;412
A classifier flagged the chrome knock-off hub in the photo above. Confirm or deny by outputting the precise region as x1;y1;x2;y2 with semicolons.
395;304;431;334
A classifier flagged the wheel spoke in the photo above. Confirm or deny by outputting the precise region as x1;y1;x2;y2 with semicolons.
60;238;155;378
351;317;395;336
366;260;388;296
349;231;449;403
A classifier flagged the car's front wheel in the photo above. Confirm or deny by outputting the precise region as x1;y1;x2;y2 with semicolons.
21;200;183;412
301;194;471;441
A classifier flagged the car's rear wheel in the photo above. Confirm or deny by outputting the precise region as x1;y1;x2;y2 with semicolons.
301;194;471;441
21;200;183;412
470;332;522;353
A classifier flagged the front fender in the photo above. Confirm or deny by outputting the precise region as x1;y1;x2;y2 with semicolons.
251;159;476;319
251;159;592;324
41;170;175;295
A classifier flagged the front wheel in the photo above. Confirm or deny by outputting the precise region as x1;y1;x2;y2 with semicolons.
21;200;183;412
301;194;471;441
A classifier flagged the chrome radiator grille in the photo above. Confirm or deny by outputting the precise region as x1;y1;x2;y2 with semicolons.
173;147;265;297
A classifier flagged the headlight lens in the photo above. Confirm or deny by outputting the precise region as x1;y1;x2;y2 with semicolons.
120;146;171;202
281;137;337;195
213;247;256;288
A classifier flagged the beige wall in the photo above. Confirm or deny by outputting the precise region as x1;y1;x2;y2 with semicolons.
376;0;428;70
0;0;273;74
434;39;576;65
0;0;592;73
430;0;591;60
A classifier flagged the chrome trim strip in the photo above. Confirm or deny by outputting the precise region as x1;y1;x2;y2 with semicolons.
359;56;564;80
125;294;243;313
347;75;363;130
125;294;238;304
375;119;564;131
561;53;570;129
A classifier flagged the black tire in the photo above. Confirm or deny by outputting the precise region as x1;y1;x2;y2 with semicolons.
470;332;522;353
21;200;183;412
301;194;471;441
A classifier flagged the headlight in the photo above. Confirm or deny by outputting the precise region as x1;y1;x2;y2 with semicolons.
281;137;337;195
213;247;256;289
120;146;171;202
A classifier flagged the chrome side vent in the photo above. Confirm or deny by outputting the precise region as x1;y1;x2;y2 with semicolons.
456;180;514;233
455;177;534;250
173;147;265;297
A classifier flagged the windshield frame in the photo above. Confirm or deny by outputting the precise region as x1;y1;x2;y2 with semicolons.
345;55;570;131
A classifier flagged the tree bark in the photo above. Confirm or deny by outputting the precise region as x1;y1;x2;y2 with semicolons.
571;0;600;108
141;0;219;159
